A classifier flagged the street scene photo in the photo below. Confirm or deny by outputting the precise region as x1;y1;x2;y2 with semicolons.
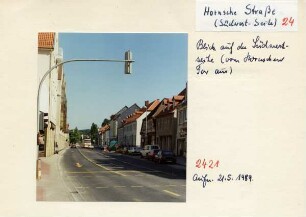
36;33;187;202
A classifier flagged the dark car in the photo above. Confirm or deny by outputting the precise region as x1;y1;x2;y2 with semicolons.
70;143;76;148
147;149;160;161
154;150;176;164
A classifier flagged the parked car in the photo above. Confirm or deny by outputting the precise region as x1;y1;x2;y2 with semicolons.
128;147;142;155
154;150;176;164
70;143;76;148
88;144;94;149
147;149;160;161
140;145;160;158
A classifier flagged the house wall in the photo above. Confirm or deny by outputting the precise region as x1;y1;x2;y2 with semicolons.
104;130;110;146
156;112;178;154
123;122;136;146
117;127;124;145
177;104;187;156
38;33;68;157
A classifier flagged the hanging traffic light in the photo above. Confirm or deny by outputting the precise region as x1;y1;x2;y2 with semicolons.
125;50;132;74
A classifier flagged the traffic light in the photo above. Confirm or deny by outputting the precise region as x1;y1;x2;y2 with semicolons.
125;50;132;74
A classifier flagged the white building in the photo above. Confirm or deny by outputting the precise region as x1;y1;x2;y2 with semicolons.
123;100;160;147
38;32;68;157
122;109;145;147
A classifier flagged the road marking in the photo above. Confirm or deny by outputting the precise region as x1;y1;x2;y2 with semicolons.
114;186;126;188
165;184;176;187
77;149;127;176
83;176;92;177
163;190;181;197
95;151;169;175
96;187;108;189
131;185;143;188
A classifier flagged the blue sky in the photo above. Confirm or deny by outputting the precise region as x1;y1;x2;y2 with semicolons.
59;33;187;130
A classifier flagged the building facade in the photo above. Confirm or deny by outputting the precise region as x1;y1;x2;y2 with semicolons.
38;32;68;157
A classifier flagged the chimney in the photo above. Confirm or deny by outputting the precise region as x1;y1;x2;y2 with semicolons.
145;100;149;107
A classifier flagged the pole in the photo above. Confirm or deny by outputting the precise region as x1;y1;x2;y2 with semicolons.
37;58;134;179
145;106;148;145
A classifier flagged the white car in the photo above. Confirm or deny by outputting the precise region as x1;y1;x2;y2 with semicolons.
140;145;160;158
128;147;142;155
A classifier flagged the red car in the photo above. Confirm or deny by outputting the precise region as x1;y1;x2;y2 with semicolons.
147;149;160;161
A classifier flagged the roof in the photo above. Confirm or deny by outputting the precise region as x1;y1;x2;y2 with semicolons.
147;99;160;111
122;110;145;125
155;95;185;118
38;32;55;49
99;124;110;133
178;87;187;96
173;95;184;101
110;106;128;120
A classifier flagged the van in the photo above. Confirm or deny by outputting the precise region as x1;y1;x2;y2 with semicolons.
140;145;160;158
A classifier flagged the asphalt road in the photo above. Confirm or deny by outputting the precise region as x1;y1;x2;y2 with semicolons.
60;146;186;202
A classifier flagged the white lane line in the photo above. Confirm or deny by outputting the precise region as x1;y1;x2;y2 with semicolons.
131;185;144;188
77;149;127;176
96;186;109;189
165;184;177;187
95;151;169;175
163;190;181;197
114;186;126;188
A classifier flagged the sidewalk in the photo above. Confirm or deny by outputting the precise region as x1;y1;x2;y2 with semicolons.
36;149;74;201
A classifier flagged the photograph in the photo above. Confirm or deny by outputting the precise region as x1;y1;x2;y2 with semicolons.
36;32;187;202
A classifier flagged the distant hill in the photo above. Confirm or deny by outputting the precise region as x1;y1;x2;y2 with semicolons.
79;129;90;137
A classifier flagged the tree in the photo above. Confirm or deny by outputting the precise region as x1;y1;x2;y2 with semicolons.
69;127;81;144
101;118;110;127
90;123;98;144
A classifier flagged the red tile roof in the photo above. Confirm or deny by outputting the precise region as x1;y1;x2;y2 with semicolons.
173;95;184;101
38;32;55;49
122;110;144;125
155;95;185;118
147;99;160;111
99;124;110;133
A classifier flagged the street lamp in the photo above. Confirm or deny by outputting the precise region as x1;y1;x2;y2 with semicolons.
36;51;134;179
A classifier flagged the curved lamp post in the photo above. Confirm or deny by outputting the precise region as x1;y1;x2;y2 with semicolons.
36;51;134;179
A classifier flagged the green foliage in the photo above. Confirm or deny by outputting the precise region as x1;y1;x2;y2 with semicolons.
90;123;99;144
69;127;81;144
101;118;110;127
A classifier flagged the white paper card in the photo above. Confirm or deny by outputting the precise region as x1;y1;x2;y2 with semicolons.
196;0;298;31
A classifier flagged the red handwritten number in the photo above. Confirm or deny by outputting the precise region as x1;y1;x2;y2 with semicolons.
214;160;220;168
202;159;207;169
282;17;294;27
195;159;201;168
208;160;214;168
195;159;220;169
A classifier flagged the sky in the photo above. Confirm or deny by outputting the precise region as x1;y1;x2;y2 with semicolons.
59;33;187;130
